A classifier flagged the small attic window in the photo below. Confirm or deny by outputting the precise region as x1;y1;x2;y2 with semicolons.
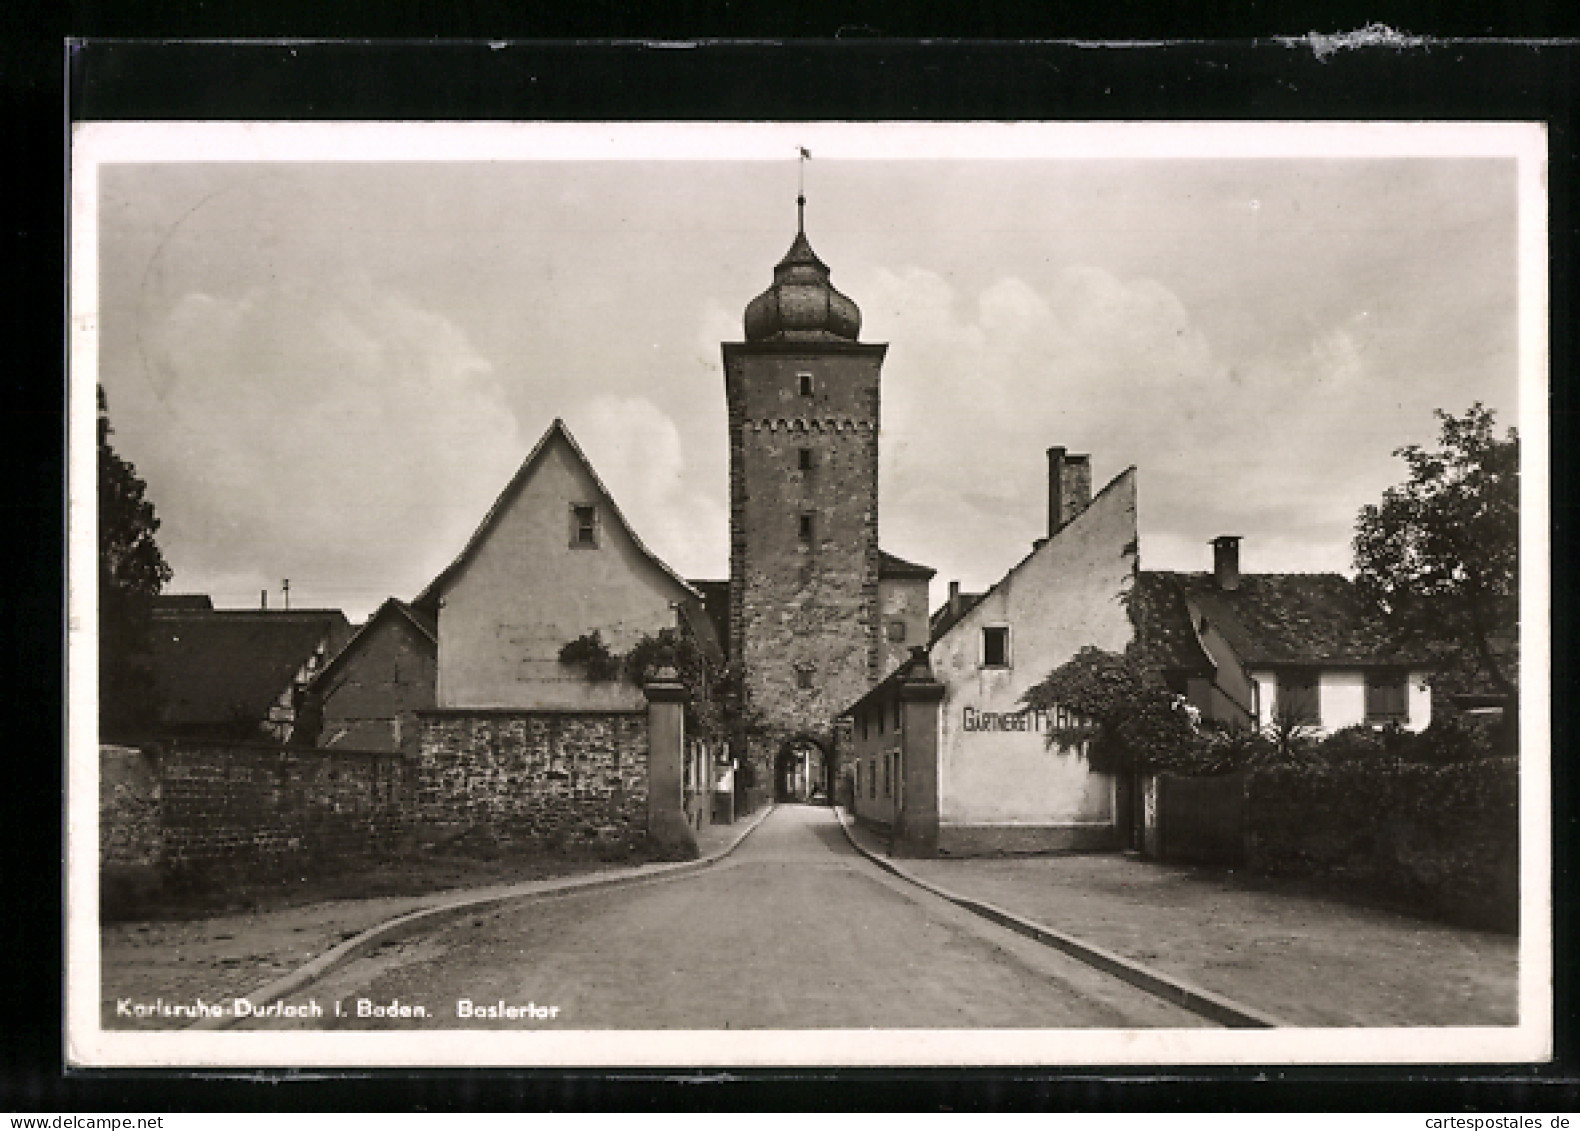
982;625;1011;669
571;504;599;548
798;372;814;396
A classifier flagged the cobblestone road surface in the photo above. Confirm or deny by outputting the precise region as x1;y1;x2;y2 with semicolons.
238;805;1207;1030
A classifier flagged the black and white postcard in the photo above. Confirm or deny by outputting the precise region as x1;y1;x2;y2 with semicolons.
68;119;1550;1068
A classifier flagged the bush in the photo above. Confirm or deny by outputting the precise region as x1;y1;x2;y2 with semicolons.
1311;714;1497;767
1246;755;1518;931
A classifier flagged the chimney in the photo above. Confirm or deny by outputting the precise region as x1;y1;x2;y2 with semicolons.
260;589;268;610
1062;454;1092;528
1047;447;1093;534
1212;535;1242;592
948;580;962;616
1046;447;1066;538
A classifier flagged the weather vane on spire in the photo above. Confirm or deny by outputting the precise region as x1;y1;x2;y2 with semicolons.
797;146;811;232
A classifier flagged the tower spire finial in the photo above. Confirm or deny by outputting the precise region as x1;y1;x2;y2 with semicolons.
797;146;811;233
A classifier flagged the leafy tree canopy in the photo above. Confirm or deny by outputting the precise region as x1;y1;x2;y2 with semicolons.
1020;645;1203;776
99;386;172;737
1353;403;1518;697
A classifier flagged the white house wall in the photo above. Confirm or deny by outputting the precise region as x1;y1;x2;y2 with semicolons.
1408;670;1432;731
1321;670;1368;732
931;468;1137;831
436;437;687;710
1253;667;1434;736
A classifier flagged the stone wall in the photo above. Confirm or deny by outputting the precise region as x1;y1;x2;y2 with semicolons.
99;740;413;907
101;745;164;910
417;710;648;850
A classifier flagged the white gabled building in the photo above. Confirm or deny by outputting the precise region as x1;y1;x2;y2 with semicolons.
414;417;702;711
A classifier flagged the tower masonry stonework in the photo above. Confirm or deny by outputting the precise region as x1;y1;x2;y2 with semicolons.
725;221;887;802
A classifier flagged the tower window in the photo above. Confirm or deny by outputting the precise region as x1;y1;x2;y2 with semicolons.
798;372;814;396
798;447;814;471
570;504;599;547
799;512;815;543
887;619;907;643
982;625;1011;668
795;665;814;690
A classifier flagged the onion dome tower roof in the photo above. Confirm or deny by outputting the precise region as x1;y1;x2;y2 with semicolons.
743;200;862;343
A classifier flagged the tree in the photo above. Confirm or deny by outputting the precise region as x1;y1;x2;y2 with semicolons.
99;387;172;737
1353;404;1518;699
1020;645;1199;776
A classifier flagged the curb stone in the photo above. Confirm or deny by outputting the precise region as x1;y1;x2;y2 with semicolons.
192;803;777;1031
833;807;1285;1029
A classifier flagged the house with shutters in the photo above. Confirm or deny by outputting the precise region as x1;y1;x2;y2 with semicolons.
1132;536;1435;737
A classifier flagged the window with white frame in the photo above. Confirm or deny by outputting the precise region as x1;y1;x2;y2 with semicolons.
981;624;1011;668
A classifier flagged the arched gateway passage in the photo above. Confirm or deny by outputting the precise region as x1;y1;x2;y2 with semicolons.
774;736;830;804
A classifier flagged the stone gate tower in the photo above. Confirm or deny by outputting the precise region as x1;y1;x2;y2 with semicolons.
724;204;887;804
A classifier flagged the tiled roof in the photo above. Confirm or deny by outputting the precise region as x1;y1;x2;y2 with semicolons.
677;595;727;667
686;579;731;661
928;592;985;641
879;550;936;580
311;599;435;692
153;594;214;612
1134;571;1430;668
148;608;351;730
1128;572;1213;672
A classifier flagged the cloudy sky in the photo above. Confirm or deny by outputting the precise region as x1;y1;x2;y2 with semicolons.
84;125;1531;622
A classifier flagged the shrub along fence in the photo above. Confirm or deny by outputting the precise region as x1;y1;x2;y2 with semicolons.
1244;756;1518;932
1149;755;1518;933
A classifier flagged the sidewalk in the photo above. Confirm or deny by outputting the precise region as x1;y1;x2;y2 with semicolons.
842;819;1518;1028
100;811;763;1029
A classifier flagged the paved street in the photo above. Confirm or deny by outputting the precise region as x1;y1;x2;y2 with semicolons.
238;805;1206;1030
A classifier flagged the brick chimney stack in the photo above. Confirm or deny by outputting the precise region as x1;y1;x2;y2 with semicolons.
1047;447;1093;535
948;579;962;617
1212;535;1242;592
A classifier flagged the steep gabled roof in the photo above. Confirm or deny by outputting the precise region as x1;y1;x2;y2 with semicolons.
687;579;731;660
310;598;436;693
676;596;727;668
879;549;936;580
928;466;1138;647
147;608;351;728
414;418;701;609
1135;570;1432;668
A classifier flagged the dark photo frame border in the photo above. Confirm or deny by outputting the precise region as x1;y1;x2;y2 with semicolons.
27;33;1580;1110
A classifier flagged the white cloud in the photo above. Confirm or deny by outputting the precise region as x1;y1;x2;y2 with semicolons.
853;262;1403;590
132;274;521;617
570;394;729;583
